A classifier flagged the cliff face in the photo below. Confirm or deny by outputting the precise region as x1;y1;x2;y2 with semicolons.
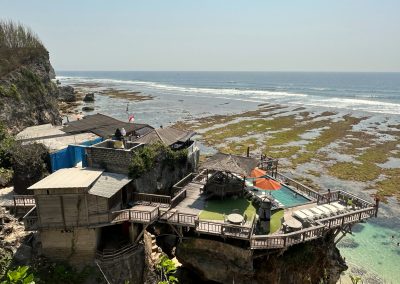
0;36;61;133
175;234;347;284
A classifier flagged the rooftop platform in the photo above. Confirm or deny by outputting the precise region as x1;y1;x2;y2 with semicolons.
28;168;104;190
16;124;100;153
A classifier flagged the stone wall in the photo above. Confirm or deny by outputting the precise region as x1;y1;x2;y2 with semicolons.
98;245;145;284
39;227;98;265
86;146;134;174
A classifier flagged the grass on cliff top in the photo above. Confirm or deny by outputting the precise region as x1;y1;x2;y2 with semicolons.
199;197;256;221
270;209;284;234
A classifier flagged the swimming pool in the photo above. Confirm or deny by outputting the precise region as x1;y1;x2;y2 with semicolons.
246;179;310;207
270;185;310;207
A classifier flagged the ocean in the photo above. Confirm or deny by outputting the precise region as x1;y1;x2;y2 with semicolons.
57;71;400;283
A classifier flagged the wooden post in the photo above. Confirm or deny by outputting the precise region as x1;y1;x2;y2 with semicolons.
246;146;250;157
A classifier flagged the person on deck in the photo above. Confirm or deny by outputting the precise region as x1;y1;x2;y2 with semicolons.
115;128;122;141
327;188;331;204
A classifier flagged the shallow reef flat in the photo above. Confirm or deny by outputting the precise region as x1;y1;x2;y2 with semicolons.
176;104;400;202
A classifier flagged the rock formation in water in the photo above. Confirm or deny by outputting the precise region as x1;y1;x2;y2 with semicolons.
0;21;61;133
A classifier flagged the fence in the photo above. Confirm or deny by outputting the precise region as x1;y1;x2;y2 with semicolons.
133;192;171;205
112;207;159;223
14;195;35;207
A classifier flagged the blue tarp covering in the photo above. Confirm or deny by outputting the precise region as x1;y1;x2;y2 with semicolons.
50;137;102;172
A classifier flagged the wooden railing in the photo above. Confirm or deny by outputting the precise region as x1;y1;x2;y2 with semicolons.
96;243;139;262
13;195;35;207
160;211;198;227
22;206;38;230
318;207;376;229
170;189;187;208
133;192;171;205
250;224;326;249
191;169;209;185
275;172;321;201
172;173;195;190
195;220;252;240
112;207;159;223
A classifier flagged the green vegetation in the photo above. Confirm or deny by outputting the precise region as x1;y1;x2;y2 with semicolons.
219;138;258;156
1;262;95;284
292;116;363;166
1;266;34;284
156;256;179;284
0;21;47;77
203;116;296;145
10;142;49;193
328;139;399;182
199;197;256;221
129;143;188;179
270;209;284;233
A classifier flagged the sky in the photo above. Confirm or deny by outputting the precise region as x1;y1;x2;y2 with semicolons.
2;0;400;72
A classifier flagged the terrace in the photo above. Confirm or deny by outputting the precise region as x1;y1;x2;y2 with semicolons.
21;150;377;251
102;153;377;250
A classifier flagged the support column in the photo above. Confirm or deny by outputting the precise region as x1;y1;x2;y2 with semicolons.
129;223;140;243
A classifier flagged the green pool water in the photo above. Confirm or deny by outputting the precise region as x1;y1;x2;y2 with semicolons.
338;222;400;283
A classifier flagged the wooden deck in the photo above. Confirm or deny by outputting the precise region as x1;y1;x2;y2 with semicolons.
22;170;377;250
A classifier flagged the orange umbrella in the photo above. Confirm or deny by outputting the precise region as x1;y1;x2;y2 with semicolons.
250;167;267;178
250;167;281;191
253;178;281;191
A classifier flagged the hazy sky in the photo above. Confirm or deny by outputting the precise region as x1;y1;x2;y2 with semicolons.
2;0;400;71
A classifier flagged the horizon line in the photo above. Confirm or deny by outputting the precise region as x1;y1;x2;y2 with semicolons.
55;70;400;73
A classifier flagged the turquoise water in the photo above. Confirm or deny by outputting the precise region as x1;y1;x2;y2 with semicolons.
270;185;310;207
338;222;400;283
248;183;310;207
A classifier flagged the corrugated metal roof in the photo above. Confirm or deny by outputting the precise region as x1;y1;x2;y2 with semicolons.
88;172;132;198
133;127;195;146
28;168;104;190
62;113;153;138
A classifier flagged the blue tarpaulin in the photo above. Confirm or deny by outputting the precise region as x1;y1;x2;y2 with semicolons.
50;137;102;172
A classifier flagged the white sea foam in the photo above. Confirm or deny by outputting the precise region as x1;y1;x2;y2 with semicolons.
57;76;400;115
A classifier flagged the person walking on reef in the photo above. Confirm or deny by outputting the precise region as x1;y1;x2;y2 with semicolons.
327;188;331;204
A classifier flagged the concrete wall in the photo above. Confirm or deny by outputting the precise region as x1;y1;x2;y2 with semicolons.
40;227;98;265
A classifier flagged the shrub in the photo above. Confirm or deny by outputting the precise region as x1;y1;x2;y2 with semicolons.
9;142;49;194
128;143;188;179
0;265;35;284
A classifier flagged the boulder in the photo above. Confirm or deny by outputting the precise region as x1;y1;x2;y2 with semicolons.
13;244;32;265
58;85;76;102
82;106;95;111
83;92;95;102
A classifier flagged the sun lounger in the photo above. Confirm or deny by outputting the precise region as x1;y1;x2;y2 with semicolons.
322;204;339;214
309;207;327;218
293;210;309;221
316;205;332;216
331;202;346;213
300;209;316;220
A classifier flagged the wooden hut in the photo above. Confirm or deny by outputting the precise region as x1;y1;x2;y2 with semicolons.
26;167;133;263
200;153;258;199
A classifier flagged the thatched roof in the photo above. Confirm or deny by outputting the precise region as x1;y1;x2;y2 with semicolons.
200;153;259;176
133;127;195;146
